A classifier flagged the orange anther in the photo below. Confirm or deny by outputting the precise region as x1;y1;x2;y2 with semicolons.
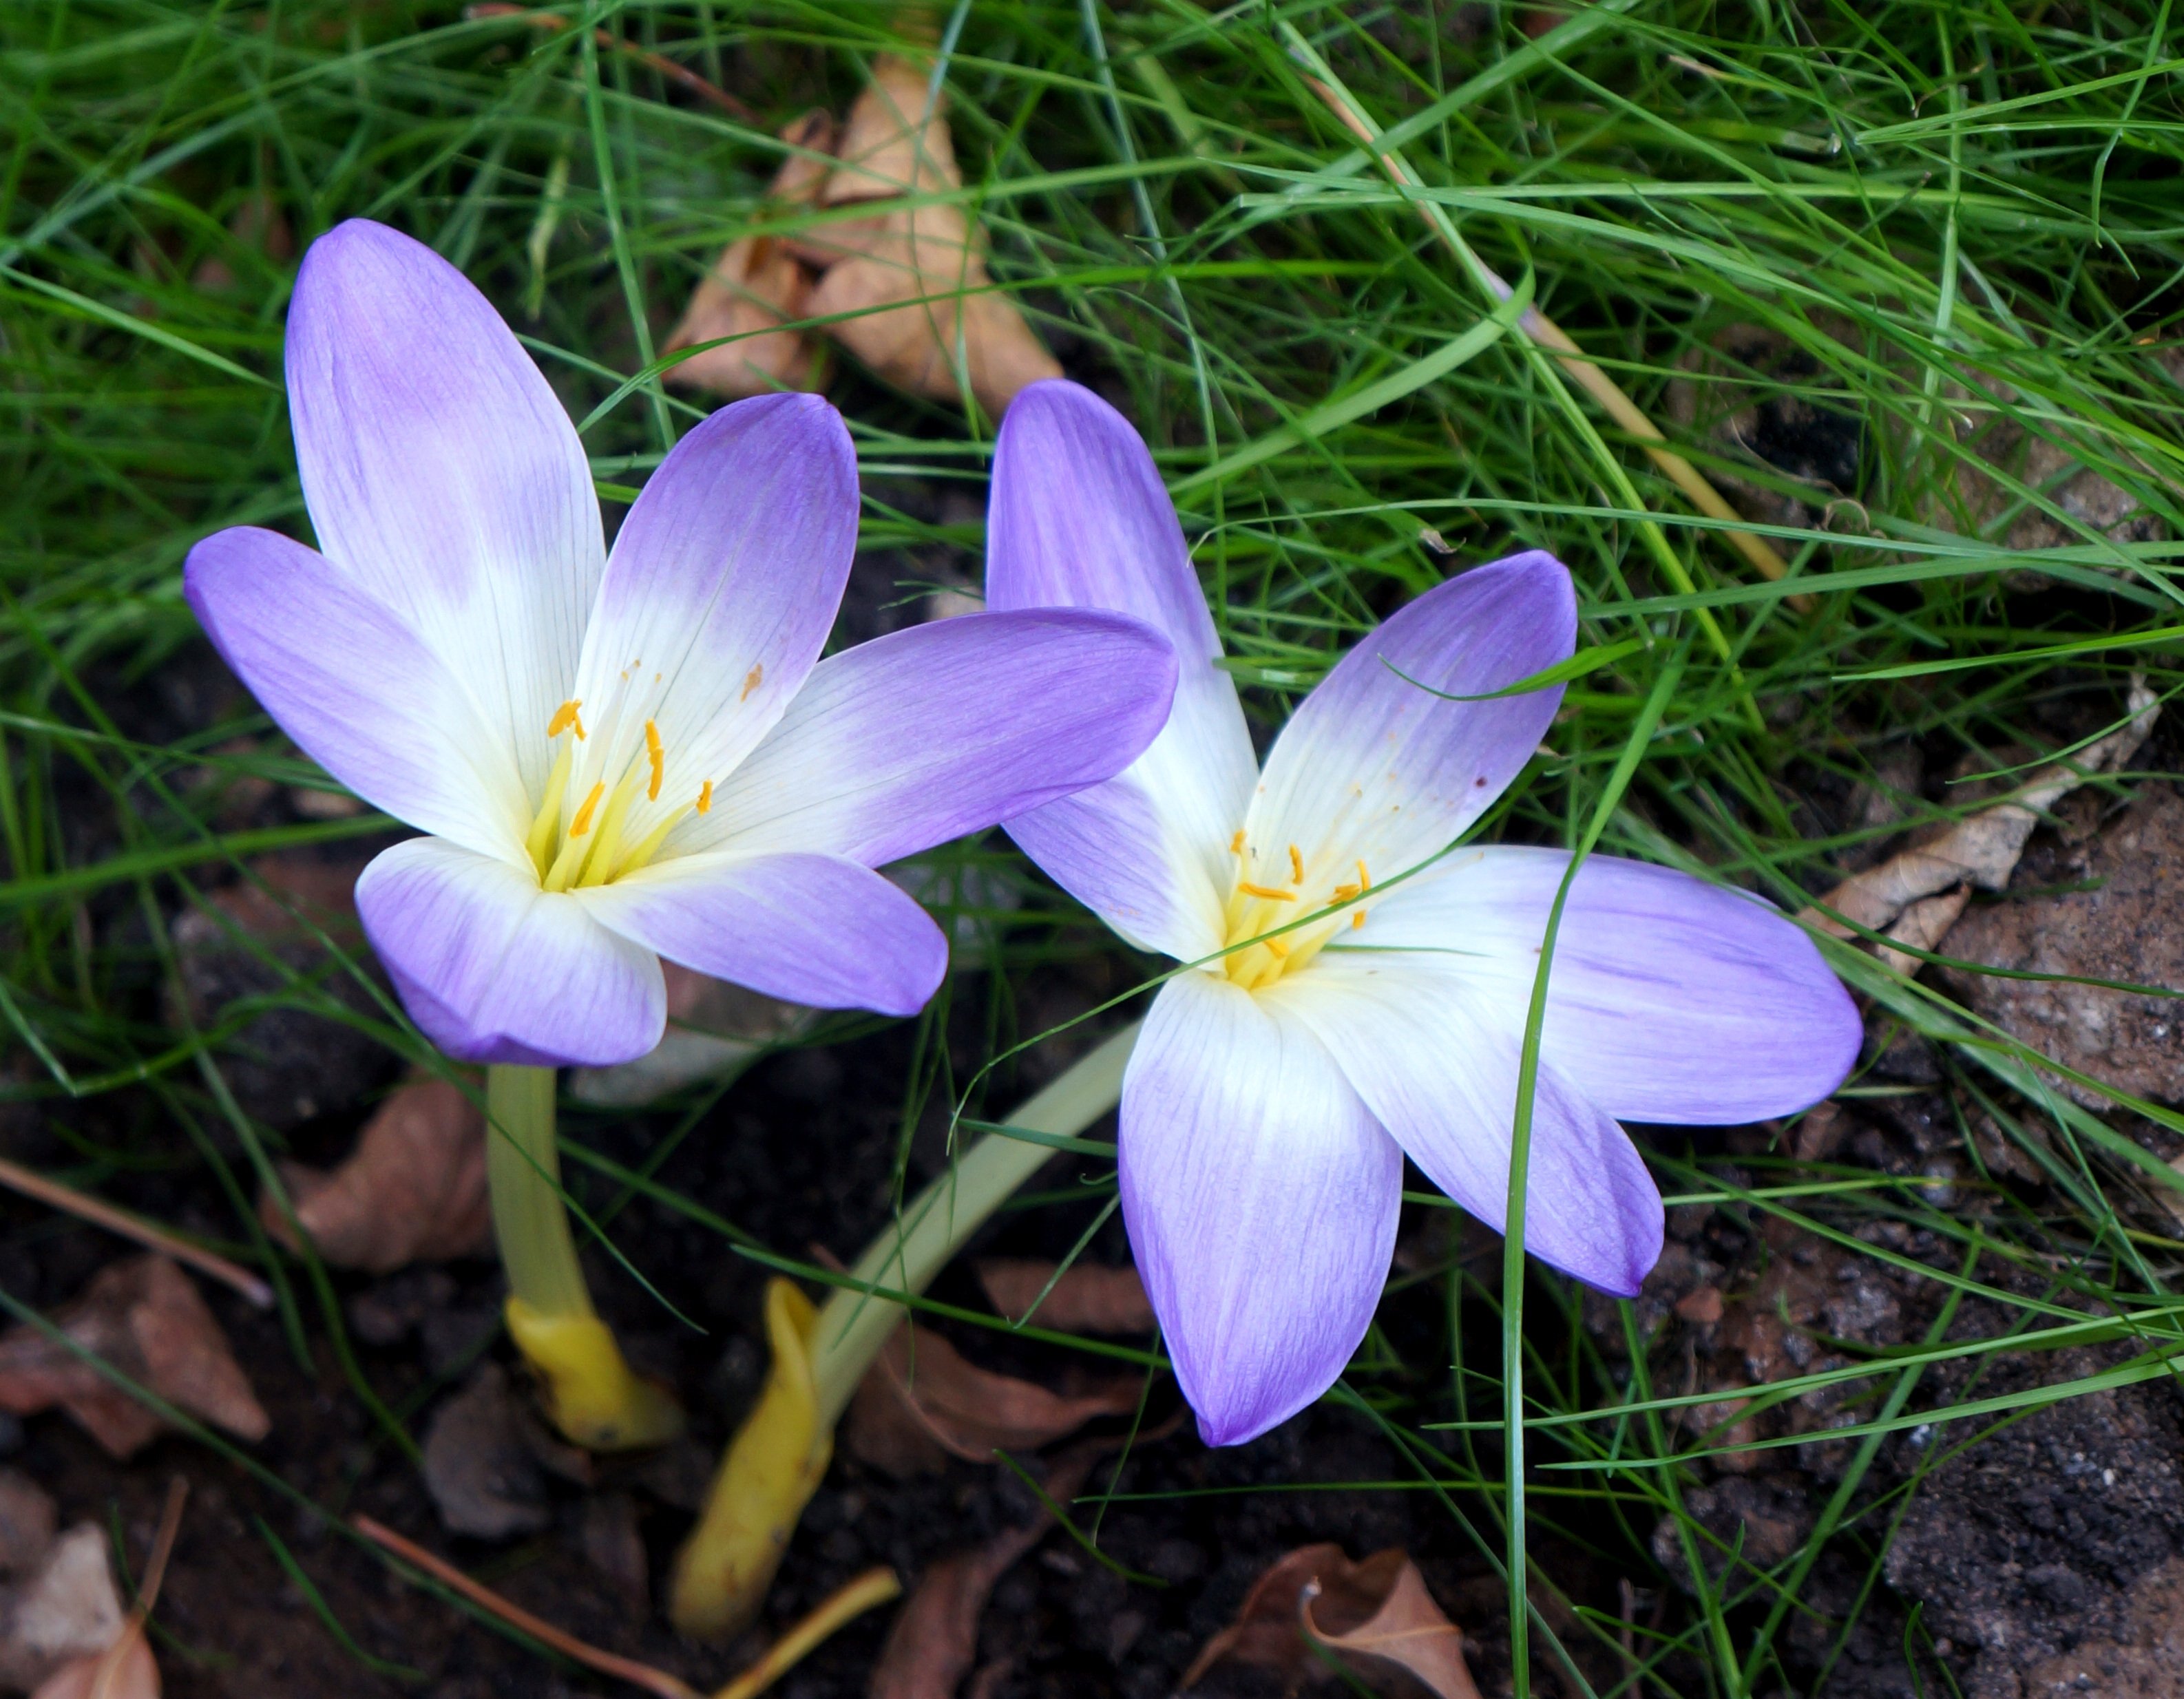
1266;936;1290;957
1230;829;1246;855
696;779;713;814
547;699;587;740
569;781;606;836
1288;844;1303;884
1237;881;1295;902
1352;910;1365;929
1356;859;1371;890
742;664;764;701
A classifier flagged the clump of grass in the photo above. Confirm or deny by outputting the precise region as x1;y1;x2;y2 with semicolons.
4;1;2181;1693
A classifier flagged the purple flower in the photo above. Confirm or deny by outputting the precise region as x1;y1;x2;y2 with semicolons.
987;380;1860;1446
185;222;1177;1070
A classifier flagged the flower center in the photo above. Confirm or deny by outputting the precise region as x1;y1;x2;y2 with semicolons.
1219;831;1369;991
525;695;713;891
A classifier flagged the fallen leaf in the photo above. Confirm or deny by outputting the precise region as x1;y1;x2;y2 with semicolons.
869;1448;1100;1699
1804;677;2159;949
844;1322;1141;1478
799;56;1060;416
0;1526;123;1693
664;112;834;399
1183;1545;1483;1698
975;1258;1154;1335
0;1257;269;1459
571;962;810;1108
1303;1557;1482;1699
261;1076;490;1273
31;1479;186;1699
0;1473;56;1576
422;1362;591;1541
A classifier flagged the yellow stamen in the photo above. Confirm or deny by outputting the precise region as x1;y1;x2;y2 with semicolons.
547;699;587;741
525;741;574;876
1352;911;1365;929
569;781;606;837
1265;936;1290;957
1230;829;1246;855
644;719;664;802
1332;882;1361;900
1237;881;1295;902
1356;859;1372;890
577;771;642;887
1288;844;1303;885
742;664;764;701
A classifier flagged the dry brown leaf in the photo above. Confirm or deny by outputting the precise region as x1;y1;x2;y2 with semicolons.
868;1448;1098;1699
0;1474;56;1577
1804;677;2159;949
0;1526;124;1693
1182;1544;1482;1698
974;1258;1154;1335
31;1479;187;1699
0;1257;267;1459
1303;1558;1482;1699
664;112;833;399
260;1076;489;1274
843;1322;1140;1478
800;56;1059;416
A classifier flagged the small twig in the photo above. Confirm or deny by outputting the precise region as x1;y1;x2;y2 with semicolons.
353;1516;899;1699
713;1567;901;1699
133;1477;191;1615
0;1154;273;1308
356;1515;701;1699
1301;70;1813;613
464;4;757;121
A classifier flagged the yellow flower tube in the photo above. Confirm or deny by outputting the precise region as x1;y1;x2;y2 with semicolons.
668;1024;1138;1638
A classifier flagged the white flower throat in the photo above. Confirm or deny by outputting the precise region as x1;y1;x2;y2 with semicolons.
521;655;760;891
1220;830;1370;991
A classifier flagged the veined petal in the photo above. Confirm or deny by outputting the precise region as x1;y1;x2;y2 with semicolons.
580;851;947;1017
988;381;1257;960
1365;846;1860;1124
286;220;603;804
564;395;859;854
1122;971;1401;1446
1247;551;1573;893
357;837;665;1067
1274;958;1663;1297
686;609;1176;867
185;525;527;859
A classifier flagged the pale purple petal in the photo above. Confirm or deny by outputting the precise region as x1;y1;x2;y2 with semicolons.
579;852;947;1017
1122;971;1402;1446
563;394;859;858
1274;959;1663;1296
1366;846;1860;1123
356;837;665;1067
989;381;1257;960
184;525;526;858
286;219;602;803
1247;552;1574;891
687;609;1177;867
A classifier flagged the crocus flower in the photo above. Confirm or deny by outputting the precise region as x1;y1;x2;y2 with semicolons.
987;380;1861;1446
183;223;1177;1068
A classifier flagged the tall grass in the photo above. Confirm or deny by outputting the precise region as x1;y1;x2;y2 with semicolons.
3;1;2181;1693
